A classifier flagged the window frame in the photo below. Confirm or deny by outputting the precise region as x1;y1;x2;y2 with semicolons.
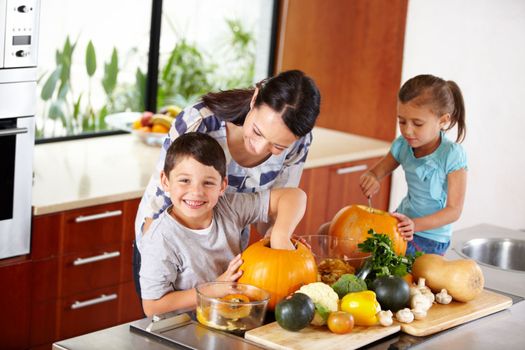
36;0;279;144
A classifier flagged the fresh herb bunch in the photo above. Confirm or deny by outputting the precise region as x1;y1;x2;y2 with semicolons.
357;229;421;284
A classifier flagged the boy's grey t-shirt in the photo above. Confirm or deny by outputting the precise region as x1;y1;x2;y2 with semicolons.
139;191;269;300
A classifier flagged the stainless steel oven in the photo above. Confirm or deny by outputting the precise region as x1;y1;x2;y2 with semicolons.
0;0;40;259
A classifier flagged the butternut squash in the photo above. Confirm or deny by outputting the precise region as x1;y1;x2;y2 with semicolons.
411;254;484;302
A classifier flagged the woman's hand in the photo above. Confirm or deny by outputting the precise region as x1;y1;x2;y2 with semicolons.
360;171;380;198
216;254;243;282
391;212;414;241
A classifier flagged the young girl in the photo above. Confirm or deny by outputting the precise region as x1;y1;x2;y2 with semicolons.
360;74;467;256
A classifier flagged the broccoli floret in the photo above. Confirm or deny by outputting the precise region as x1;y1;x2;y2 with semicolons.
331;274;367;298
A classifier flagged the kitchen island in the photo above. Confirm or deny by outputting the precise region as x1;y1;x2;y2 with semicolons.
52;224;525;349
26;128;392;348
51;291;525;350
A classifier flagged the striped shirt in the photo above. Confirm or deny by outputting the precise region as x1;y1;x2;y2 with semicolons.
134;101;312;241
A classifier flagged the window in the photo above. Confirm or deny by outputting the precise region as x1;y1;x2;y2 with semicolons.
36;0;276;142
36;0;151;141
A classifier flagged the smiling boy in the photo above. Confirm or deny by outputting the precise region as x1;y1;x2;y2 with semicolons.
138;132;306;317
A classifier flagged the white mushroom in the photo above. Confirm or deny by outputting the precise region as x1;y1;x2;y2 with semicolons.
395;308;415;323
416;278;435;303
411;307;428;320
409;285;420;297
410;291;432;311
435;289;453;304
378;310;394;326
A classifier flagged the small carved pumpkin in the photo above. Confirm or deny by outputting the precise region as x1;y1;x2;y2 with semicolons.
328;205;407;256
238;239;318;310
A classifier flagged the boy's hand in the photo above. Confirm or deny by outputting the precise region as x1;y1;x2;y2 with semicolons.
270;234;295;250
216;254;243;282
391;212;414;241
360;171;380;198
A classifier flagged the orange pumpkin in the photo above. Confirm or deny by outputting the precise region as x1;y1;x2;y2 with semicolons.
238;238;318;310
328;205;407;256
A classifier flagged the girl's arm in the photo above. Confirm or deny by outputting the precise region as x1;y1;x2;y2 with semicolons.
399;169;467;236
267;188;307;250
141;254;244;317
360;153;400;198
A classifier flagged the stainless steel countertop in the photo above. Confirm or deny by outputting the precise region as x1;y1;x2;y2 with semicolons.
53;224;525;350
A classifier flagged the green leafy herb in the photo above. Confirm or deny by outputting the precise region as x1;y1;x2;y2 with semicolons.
357;229;422;285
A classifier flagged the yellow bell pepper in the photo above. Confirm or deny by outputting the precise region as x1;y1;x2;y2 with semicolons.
340;290;380;326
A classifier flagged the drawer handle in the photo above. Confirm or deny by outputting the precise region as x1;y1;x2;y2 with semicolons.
73;251;121;266
74;210;122;223
71;293;118;310
336;164;368;175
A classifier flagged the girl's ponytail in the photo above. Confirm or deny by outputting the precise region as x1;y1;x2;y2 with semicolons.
446;80;466;143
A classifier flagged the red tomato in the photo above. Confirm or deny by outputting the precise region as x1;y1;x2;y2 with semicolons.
327;311;354;334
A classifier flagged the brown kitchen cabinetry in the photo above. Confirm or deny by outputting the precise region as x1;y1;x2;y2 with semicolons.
0;257;32;350
275;0;407;142
274;0;407;216
297;156;390;235
29;198;143;349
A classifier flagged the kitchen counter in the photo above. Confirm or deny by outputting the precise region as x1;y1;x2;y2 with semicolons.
32;127;390;215
52;224;525;349
51;291;525;350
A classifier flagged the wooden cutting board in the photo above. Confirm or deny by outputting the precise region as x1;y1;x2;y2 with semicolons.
400;288;512;336
245;289;512;349
245;323;400;350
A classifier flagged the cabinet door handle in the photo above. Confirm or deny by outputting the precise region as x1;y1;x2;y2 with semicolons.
71;293;118;310
73;251;121;266
74;209;122;223
336;164;368;175
0;127;28;137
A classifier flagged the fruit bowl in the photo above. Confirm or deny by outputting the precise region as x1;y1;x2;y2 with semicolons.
195;281;270;333
132;129;168;147
300;235;371;285
105;111;171;147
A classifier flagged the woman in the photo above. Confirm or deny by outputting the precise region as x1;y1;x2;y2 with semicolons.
135;69;321;244
133;70;321;297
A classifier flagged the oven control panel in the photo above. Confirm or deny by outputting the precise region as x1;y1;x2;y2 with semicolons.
1;0;40;68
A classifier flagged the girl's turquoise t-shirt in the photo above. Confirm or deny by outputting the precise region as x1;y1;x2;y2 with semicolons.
391;132;467;243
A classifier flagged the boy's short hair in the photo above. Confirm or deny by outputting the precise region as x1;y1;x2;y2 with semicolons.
163;132;226;179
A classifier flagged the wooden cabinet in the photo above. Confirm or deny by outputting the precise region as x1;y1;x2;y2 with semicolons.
275;0;407;142
0;257;32;350
29;198;143;349
297;156;390;235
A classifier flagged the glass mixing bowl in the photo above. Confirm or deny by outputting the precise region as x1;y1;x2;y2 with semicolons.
300;234;371;285
196;281;270;333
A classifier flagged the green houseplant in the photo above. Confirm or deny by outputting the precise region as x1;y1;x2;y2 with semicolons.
37;18;255;139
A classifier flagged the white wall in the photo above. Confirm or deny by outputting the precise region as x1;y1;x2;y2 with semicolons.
390;0;525;231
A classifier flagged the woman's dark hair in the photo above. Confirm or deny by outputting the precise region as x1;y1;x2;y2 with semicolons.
164;132;226;179
399;74;466;143
201;70;321;137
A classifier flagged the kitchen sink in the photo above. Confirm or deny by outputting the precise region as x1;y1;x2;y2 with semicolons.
460;238;525;273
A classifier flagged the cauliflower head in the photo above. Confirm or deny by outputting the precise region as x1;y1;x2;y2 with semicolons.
296;282;339;326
